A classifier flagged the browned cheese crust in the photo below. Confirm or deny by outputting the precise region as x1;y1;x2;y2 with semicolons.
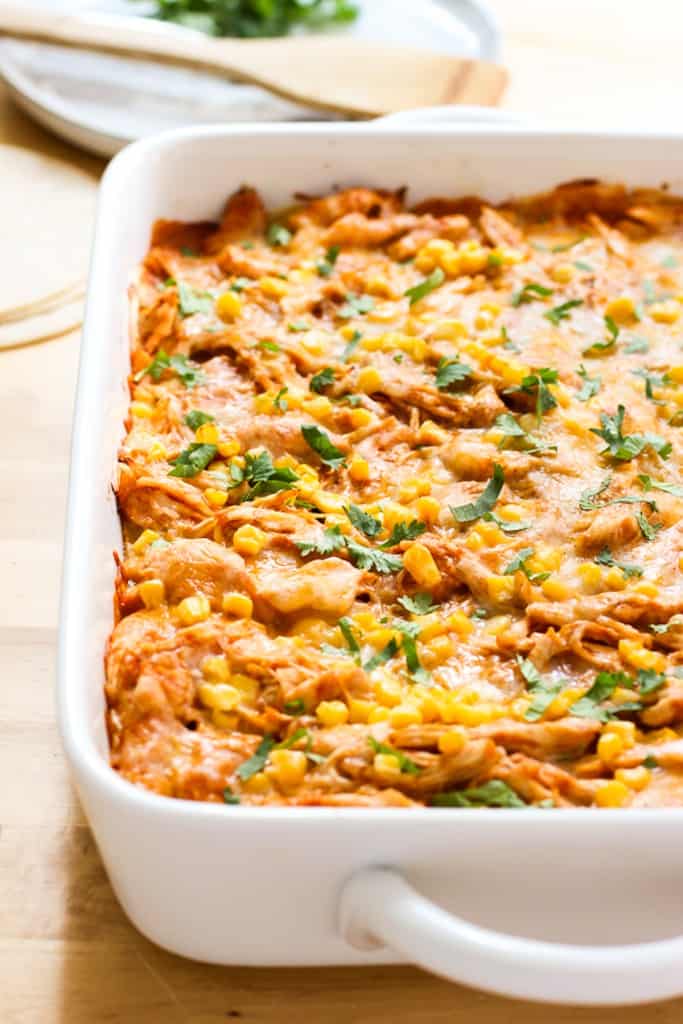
106;181;683;809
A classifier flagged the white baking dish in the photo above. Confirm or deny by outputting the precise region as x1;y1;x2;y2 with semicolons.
58;121;683;1006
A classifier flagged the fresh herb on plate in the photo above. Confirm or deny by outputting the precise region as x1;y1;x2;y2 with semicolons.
339;293;374;318
301;424;346;468
511;282;553;307
450;464;504;523
309;366;335;393
576;364;601;401
184;409;215;430
266;222;291;247
316;244;340;278
168;442;217;477
434;356;473;390
590;405;671;461
368;737;420;774
544;298;583;325
177;281;214;317
431;780;526;808
404;267;445;306
135;349;206;389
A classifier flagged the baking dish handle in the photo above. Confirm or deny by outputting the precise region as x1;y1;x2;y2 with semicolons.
339;867;683;1005
446;0;501;62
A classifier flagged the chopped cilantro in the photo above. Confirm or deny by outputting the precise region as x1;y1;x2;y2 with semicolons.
482;510;532;533
230;276;253;292
177;281;214;317
434;357;473;391
399;629;430;684
345;538;403;574
368;737;420;773
310;366;335;393
242;451;299;499
266;222;291;247
258;339;280;353
638;474;683;498
168;442;217;477
544;298;583;325
296;526;346;557
398;593;438;615
222;787;240;805
643;754;659;769
134;350;205;389
590;405;671;461
364;638;399;672
574;260;594;272
338;616;361;658
316;244;340;278
594;546;643;578
380;519;426;548
344;504;382;538
340;329;362;362
503;548;549;582
183;409;215;430
631;367;670;402
431;780;526;808
511;282;553;307
301;425;346;468
451;464;504;524
283;699;305;715
508;367;558;422
578;474;612;510
635;512;662;542
339;293;374;318
576;364;601;401
624;335;650;354
236;736;275;780
272;387;288;412
404;267;445;306
288;321;310;333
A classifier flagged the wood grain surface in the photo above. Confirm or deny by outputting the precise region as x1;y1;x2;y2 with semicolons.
3;3;683;1020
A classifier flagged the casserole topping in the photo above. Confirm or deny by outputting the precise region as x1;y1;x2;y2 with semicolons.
108;182;683;808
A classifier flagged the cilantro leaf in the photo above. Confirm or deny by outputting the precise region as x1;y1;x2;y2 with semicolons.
632;368;670;403
638;475;683;498
482;511;533;533
435;357;473;391
493;412;557;456
283;699;305;715
503;548;549;582
168;443;217;477
338;616;361;658
380;519;426;548
339;293;374;319
177;281;214;318
236;736;275;780
363;638;399;672
230;276;253;292
544;298;583;325
344;504;382;538
272;387;288;412
431;780;526;808
624;335;649;354
288;321;310;333
222;787;240;805
296;526;346;558
643;754;659;769
579;474;612;510
399;630;430;684
576;364;601;401
301;425;346;468
450;464;504;524
368;737;420;774
404;267;445;306
590;405;671;461
340;329;362;362
594;546;643;578
135;350;205;389
570;672;632;721
258;339;280;353
636;512;662;542
310;367;335;393
316;244;340;278
242;451;299;498
345;538;403;574
510;367;559;422
398;593;439;615
266;222;291;247
511;282;553;307
184;409;215;430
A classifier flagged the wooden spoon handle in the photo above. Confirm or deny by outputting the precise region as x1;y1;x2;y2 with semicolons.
0;5;507;117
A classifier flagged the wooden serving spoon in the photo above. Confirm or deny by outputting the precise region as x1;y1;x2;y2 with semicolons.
0;5;507;118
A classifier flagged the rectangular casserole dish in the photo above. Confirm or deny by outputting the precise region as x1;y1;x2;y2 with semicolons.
58;122;683;1006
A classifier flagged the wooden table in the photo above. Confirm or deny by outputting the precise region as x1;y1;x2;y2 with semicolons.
4;3;683;1020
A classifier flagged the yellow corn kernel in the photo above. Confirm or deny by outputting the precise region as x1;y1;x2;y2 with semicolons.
442;700;499;726
242;771;271;794
431;319;467;341
528;546;562;574
474;310;494;331
476;520;505;546
604;295;637;324
578;562;603;594
215;290;242;321
510;696;532;720
414;238;454;272
352;610;377;631
497;503;526;523
217;438;241;459
413;614;444;642
595;780;630;808
212;709;238;730
367;706;390;723
597;732;624;763
618;638;667;673
348;698;374;724
614;766;651;791
349;407;374;429
381;502;412;533
349;456;370;483
484;614;511;637
232;524;268;557
545;686;585;720
648;727;677;744
669;365;683;384
465;530;485;552
447;611;474;636
412;686;442;723
413;496;439;526
340;323;360;341
389;703;423;728
403;543;441;588
130;401;155;419
204;487;228;508
416;420;449;446
541;577;574;601
177;594;211;625
139;578;165;609
301;395;332;421
650;300;679;324
201;655;231;684
632;580;659;598
486;575;516;603
500;247;524;265
603;720;636;748
268;749;307;787
230;674;259;702
373;675;403;707
550;262;576;284
194;421;219;444
459;244;489;274
426;635;454;665
399;477;432;503
366;628;398;651
147;441;168;461
316;700;349;727
132;529;160;554
438;727;467;756
356;366;382;393
259;275;289;298
604;566;627;591
373;752;403;779
222;592;253;618
198;682;240;711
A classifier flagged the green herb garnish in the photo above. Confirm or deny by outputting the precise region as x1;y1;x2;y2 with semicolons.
316;244;340;278
638;474;683;498
398;593;439;615
576;364;601;401
431;780;526;808
241;450;299;498
368;737;420;774
544;298;583;325
363;638;400;672
511;282;553;307
345;538;403;574
503;548;549;582
590;405;671;461
134;349;206;389
344;504;382;538
508;367;558;422
594;546;643;578
339;293;374;319
310;366;335;393
266;222;291;247
168;442;217;477
450;464;504;523
236;736;275;780
340;329;362;362
301;424;346;468
184;409;215;430
380;519;426;548
404;267;445;306
434;356;473;390
177;281;214;317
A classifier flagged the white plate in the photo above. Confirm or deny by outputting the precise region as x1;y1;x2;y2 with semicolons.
0;0;501;157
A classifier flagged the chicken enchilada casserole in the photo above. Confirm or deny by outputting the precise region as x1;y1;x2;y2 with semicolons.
108;180;683;809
